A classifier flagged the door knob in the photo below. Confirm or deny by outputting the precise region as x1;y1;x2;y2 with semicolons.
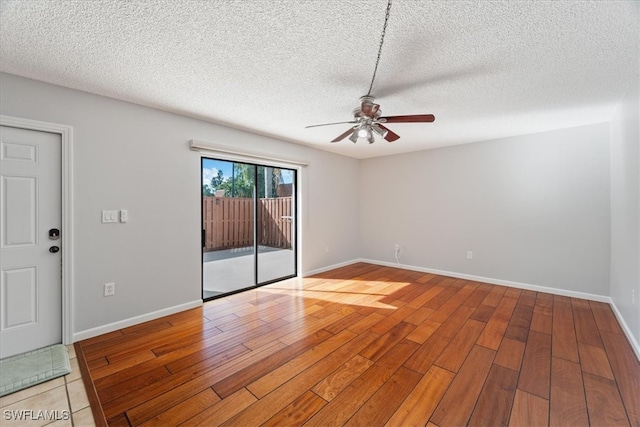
49;246;60;253
49;228;60;240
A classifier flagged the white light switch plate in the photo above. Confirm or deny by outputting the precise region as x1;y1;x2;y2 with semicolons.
102;210;119;223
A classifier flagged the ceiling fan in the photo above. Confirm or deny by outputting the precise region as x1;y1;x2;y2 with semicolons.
306;95;435;144
305;0;435;144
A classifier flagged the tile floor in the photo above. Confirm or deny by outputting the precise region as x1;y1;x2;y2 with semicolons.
0;345;96;427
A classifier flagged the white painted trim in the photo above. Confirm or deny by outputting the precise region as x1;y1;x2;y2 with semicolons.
287;255;616;302
73;300;203;342
302;259;361;277
305;257;640;361
1;115;74;346
190;139;309;167
358;258;611;302
609;301;640;361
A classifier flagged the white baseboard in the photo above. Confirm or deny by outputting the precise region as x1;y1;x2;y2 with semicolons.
358;258;611;302
302;259;361;277
71;260;640;362
72;299;203;342
609;301;640;362
359;258;640;361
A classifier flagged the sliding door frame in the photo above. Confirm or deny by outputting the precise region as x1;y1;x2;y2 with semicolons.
200;156;299;301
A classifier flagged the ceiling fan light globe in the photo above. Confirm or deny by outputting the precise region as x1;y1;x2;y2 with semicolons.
357;127;369;138
348;131;359;143
371;124;387;138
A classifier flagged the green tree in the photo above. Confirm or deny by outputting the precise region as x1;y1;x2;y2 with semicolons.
202;184;213;196
206;164;283;198
219;164;254;197
210;169;224;189
202;169;226;196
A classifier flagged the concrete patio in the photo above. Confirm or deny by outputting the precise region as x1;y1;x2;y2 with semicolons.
203;246;295;298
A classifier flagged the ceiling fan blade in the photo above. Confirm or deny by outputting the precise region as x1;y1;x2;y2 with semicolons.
305;120;358;128
378;124;400;142
361;102;380;118
379;114;435;123
331;127;356;143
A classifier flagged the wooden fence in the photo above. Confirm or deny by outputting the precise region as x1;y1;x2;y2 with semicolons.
203;196;293;250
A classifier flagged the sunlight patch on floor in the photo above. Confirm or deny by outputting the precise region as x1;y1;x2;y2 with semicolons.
257;277;414;310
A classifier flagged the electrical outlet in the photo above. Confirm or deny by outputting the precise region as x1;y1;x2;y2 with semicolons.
104;282;115;297
632;289;637;305
325;246;330;253
467;251;473;260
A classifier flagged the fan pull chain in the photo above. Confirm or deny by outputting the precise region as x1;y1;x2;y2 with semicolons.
366;0;393;97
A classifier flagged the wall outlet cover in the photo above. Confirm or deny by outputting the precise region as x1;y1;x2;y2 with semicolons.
104;282;115;297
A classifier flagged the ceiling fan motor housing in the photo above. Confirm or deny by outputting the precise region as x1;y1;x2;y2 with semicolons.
355;96;382;120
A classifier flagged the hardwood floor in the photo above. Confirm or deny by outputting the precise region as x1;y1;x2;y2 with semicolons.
77;263;640;426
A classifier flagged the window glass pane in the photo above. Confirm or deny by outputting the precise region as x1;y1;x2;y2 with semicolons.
202;159;255;298
202;159;296;299
257;166;296;284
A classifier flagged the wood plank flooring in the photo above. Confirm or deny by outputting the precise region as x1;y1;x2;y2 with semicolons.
77;263;640;426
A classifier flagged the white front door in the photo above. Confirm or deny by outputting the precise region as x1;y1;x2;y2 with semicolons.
0;126;62;358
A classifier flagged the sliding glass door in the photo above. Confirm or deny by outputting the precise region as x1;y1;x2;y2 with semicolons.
257;166;296;283
201;158;296;299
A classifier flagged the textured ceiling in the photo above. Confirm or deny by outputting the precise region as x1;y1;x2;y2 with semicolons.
1;1;638;159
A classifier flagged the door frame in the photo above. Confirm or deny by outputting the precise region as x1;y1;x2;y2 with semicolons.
1;115;74;346
195;141;306;299
201;158;299;299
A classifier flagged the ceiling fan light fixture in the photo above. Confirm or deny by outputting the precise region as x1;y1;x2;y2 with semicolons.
371;124;387;138
354;124;376;143
348;130;359;143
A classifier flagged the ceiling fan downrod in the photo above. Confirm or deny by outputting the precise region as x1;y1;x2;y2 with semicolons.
366;0;393;98
305;0;435;144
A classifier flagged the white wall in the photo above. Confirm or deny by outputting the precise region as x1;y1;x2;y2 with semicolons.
610;68;640;345
0;73;360;337
359;124;611;297
2;71;635;347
